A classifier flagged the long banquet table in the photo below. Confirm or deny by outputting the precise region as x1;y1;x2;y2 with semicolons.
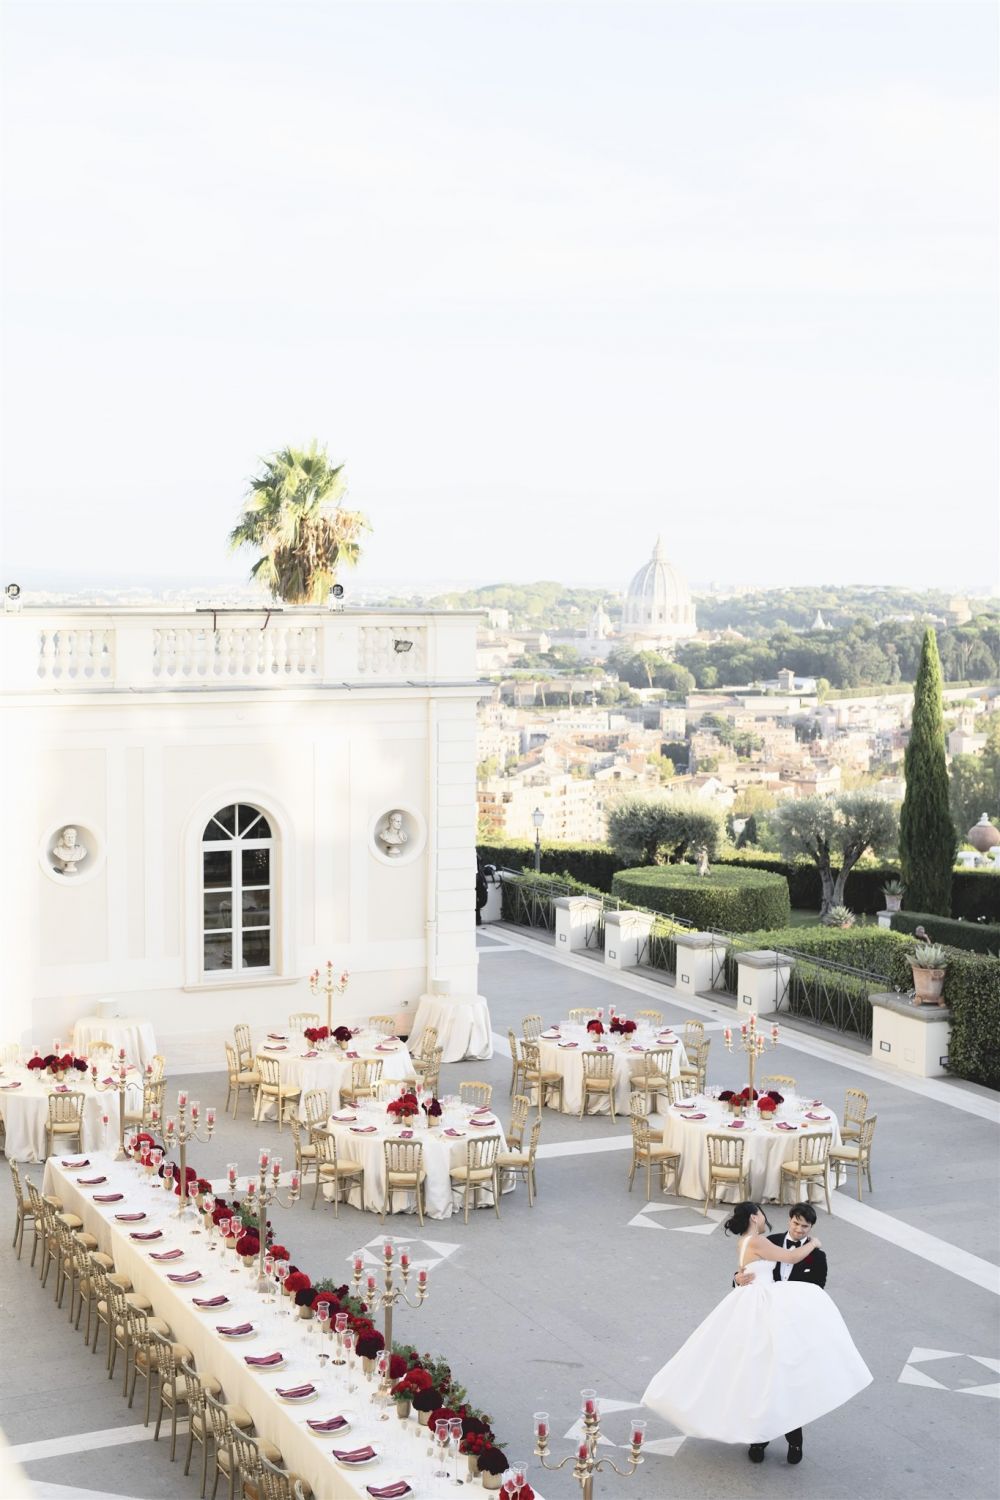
535;1024;688;1115
0;1065;143;1162
42;1154;456;1499
651;1094;843;1202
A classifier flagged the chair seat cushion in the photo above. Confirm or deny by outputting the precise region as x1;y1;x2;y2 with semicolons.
496;1151;527;1167
74;1232;99;1250
710;1165;744;1180
386;1171;425;1185
43;1195;64;1210
135;1337;193;1365
56;1212;84;1229
319;1160;363;1177
161;1374;222;1403
829;1145;861;1161
224;1404;255;1429
50;1122;82;1134
238;1071;260;1084
450;1167;496;1183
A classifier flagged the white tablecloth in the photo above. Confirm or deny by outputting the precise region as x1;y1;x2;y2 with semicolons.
324;1101;512;1219
536;1025;688;1115
41;1155;467;1499
72;1017;158;1070
0;1064;143;1163
254;1033;416;1119
653;1095;842;1202
407;995;493;1063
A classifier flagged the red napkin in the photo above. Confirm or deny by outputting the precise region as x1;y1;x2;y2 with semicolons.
61;1158;89;1167
277;1383;316;1399
218;1322;255;1336
268;1033;287;1040
346;1051;360;1059
333;1113;357;1122
367;1485;412;1499
167;1270;203;1283
775;1122;797;1131
115;1212;146;1222
150;1248;184;1261
333;1446;377;1463
681;1112;707;1121
443;1128;466;1138
100;1076;116;1086
307;1416;349;1432
264;1045;287;1052
93;1193;124;1203
469;1118;495;1128
0;1081;22;1089
806;1112;831;1121
78;1175;107;1186
399;1130;414;1139
728;1120;746;1129
350;1125;377;1134
53;1085;71;1094
130;1229;163;1240
302;1050;319;1058
193;1295;229;1308
245;1352;283;1367
558;1041;579;1049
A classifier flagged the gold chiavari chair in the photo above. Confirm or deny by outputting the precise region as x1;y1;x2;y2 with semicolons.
419;1047;443;1098
383;1140;427;1225
368;1014;396;1036
204;1390;241;1500
312;1131;364;1216
114;1293;192;1397
449;1134;502;1223
54;1217;86;1321
231;1432;265;1499
497;1117;542;1207
124;1077;165;1130
148;1053;166;1082
628;1114;681;1198
151;1332;221;1460
288;1012;320;1032
255;1054;301;1130
507;1030;528;1096
629;1089;664;1142
87;1039;116;1060
339;1058;383;1108
704;1134;749;1215
760;1074;796;1094
45;1090;86;1158
679;1038;710;1093
779;1131;833;1213
303;1088;330;1131
0;1042;20;1065
635;1009;663;1025
682;1019;705;1053
506;1094;531;1151
192;1388;261;1500
521;1014;543;1041
25;1180;54;1278
91;1259;154;1363
8;1159;36;1260
370;1079;395;1104
580;1051;617;1120
568;1008;599;1024
233;1024;253;1071
841;1088;869;1142
224;1043;260;1120
632;1048;674;1115
459;1080;493;1111
412;1027;439;1079
289;1116;320;1197
829;1115;877;1200
521;1040;564;1116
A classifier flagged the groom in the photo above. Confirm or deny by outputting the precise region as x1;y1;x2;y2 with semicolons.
745;1202;827;1465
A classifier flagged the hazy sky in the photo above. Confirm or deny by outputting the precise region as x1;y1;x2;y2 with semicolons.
2;0;997;594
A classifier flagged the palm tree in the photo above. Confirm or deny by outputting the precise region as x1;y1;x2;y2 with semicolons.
229;443;370;604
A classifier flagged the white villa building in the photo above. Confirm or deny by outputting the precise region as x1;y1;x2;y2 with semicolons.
0;606;484;1060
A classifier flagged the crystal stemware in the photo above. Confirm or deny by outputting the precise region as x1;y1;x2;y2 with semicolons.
433;1420;451;1479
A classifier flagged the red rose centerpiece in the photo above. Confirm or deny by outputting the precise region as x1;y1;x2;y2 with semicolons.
421;1096;443;1124
586;1019;604;1036
304;1025;329;1045
333;1025;353;1049
609;1016;637;1036
387;1091;420;1128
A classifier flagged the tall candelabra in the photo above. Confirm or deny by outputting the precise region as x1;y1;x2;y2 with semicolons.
227;1150;300;1291
164;1091;216;1220
723;1012;779;1100
534;1393;645;1500
309;960;350;1032
93;1049;130;1160
351;1239;428;1394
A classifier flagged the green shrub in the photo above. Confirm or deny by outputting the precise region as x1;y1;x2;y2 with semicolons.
611;865;790;932
951;868;1000;922
942;951;1000;1089
478;841;618;891
891;910;1000;956
719;925;914;993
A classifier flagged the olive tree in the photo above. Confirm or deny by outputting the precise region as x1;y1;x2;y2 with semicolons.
771;792;900;917
608;797;723;867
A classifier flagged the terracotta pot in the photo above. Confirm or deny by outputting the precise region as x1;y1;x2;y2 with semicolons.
395;1399;411;1420
910;964;947;1006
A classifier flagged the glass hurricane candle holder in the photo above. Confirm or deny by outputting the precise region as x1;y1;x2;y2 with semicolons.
533;1389;645;1499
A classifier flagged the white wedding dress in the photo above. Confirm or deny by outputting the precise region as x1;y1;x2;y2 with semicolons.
642;1247;872;1443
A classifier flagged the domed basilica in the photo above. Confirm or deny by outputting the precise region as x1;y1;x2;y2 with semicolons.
620;536;697;642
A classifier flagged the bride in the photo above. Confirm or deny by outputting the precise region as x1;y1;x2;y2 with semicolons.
642;1201;871;1455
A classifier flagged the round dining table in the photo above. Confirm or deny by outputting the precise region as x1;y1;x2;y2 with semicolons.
254;1030;416;1119
0;1062;143;1162
407;993;493;1062
651;1092;842;1203
321;1098;512;1219
71;1015;158;1069
536;1024;689;1115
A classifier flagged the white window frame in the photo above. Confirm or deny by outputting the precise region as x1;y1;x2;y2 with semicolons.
201;804;275;978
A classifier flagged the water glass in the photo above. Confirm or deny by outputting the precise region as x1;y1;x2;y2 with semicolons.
333;1311;348;1365
433;1421;451;1478
275;1258;290;1308
449;1417;464;1483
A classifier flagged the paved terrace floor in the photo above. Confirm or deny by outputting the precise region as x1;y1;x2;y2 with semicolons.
1;922;998;1500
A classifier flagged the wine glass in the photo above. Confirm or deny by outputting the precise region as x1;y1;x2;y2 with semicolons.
217;1216;232;1271
316;1301;331;1372
275;1258;290;1309
449;1417;464;1483
343;1328;356;1392
149;1147;163;1186
374;1351;391;1419
333;1311;348;1365
263;1252;275;1300
433;1420;451;1479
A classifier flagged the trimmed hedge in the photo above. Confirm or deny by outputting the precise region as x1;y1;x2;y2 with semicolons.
478;841;618;892
942;951;1000;1089
611;865;790;933
891;910;1000;956
722;926;915;988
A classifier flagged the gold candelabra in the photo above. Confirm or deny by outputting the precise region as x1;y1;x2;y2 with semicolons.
164;1092;216;1220
351;1239;428;1395
723;1013;779;1101
309;960;350;1033
227;1150;301;1291
93;1050;130;1161
534;1394;645;1500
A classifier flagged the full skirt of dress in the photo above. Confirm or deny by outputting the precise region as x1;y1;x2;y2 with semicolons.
642;1281;872;1444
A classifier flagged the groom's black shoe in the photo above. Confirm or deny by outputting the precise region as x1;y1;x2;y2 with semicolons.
787;1444;803;1465
748;1444;768;1463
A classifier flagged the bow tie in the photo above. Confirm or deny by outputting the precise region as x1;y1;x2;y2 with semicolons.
786;1238;802;1247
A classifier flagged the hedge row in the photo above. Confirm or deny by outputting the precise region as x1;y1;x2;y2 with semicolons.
891;910;1000;956
722;925;915;988
941;951;1000;1089
478;841;619;891
611;865;791;933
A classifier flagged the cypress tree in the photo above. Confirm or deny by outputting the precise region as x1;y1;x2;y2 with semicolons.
900;628;955;914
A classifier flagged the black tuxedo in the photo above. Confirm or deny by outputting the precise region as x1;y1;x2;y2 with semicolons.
766;1231;828;1289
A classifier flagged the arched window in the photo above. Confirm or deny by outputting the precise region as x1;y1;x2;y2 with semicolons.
201;803;275;975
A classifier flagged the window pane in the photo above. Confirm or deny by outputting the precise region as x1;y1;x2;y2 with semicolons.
212;805;237;835
242;848;270;885
204;893;233;930
204;933;233;971
242;889;270;927
238;804;263;835
242;930;271;968
253;815;272;838
203;851;232;889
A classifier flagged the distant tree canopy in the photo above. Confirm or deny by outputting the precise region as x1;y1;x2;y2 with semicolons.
950;715;1000;835
607;797;723;867
691;585;998;635
431;581;619;631
606;648;695;695
771;791;900;917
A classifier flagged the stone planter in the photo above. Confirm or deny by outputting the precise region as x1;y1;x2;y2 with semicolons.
883;894;902;913
910;963;947;1006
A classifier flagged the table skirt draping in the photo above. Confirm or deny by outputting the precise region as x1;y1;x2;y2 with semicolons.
0;1068;142;1162
41;1156;458;1499
71;1017;158;1070
536;1029;688;1115
254;1041;416;1119
406;995;493;1063
323;1106;513;1218
652;1099;843;1202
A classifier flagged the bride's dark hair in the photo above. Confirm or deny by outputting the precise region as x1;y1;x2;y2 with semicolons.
724;1201;766;1237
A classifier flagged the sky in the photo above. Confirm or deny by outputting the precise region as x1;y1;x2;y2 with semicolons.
1;0;998;595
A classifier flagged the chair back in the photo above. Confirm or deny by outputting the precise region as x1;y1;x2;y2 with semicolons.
421;1049;443;1095
87;1039;116;1058
150;1329;179;1388
48;1090;85;1125
371;1079;395;1103
384;1139;423;1177
304;1089;330;1127
630;1114;652;1152
682;1019;705;1048
0;1043;20;1065
8;1158;26;1210
256;1055;282;1089
568;1008;598;1023
582;1050;615;1082
706;1132;746;1170
234;1024;252;1067
142;1078;165;1125
508;1094;531;1149
368;1014;396;1036
289;1012;321;1032
844;1088;868;1130
204;1389;235;1457
232;1431;264;1491
25;1178;46;1223
418;1026;439;1060
180;1359;208;1426
521;1014;543;1041
521;1040;541;1073
148;1053;166;1082
465;1134;501;1172
259;1458;296;1500
459;1081;493;1110
524;1116;542;1162
637;1047;671;1082
351;1059;383;1092
635;1009;662;1024
857;1113;877;1153
507;1030;521;1064
760;1073;796;1093
798;1131;833;1166
224;1042;239;1084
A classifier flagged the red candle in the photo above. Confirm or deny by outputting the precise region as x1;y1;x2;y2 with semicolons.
578;1442;588;1462
417;1268;427;1287
383;1240;393;1261
367;1274;376;1295
400;1249;410;1269
353;1254;363;1275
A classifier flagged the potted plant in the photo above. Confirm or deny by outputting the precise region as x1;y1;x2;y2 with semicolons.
823;905;855;929
881;878;905;913
908;943;949;1006
477;1445;510;1491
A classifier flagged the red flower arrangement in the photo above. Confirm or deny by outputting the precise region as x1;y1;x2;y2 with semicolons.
235;1232;260;1257
284;1271;311;1295
197;1177;212;1195
422;1096;442;1119
428;1407;459;1431
30;1053;88;1075
609;1016;637;1035
586;1019;604;1035
387;1092;420;1119
303;1026;329;1043
356;1328;385;1359
757;1096;777;1115
333;1025;353;1044
477;1444;510;1477
389;1352;410;1380
764;1089;784;1105
718;1090;735;1102
391;1367;435;1399
269;1244;290;1261
735;1087;759;1104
